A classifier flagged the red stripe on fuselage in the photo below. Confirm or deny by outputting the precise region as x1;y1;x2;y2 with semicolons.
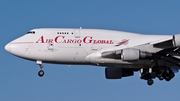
10;42;34;44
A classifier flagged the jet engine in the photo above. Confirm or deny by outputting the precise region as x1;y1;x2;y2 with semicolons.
121;48;152;61
173;34;180;47
105;67;134;79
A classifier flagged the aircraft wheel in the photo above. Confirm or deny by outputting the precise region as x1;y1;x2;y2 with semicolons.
162;71;168;77
38;70;44;77
165;76;171;81
169;72;175;78
158;76;164;81
147;79;154;86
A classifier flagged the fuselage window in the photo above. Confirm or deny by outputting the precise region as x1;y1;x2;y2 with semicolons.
57;32;69;34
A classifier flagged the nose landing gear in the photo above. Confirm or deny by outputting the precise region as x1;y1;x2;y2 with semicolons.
36;60;44;77
38;70;44;77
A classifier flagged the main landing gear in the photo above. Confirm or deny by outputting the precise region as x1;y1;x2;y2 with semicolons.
140;68;156;86
140;66;175;86
147;79;154;86
36;60;44;77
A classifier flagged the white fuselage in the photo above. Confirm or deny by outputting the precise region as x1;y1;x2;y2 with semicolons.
5;28;171;67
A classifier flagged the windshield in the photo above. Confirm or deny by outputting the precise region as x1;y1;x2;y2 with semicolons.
27;31;35;34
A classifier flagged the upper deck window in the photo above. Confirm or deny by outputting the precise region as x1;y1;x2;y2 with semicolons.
57;32;69;34
27;31;35;34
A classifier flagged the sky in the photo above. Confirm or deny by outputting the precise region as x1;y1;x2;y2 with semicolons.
1;0;180;101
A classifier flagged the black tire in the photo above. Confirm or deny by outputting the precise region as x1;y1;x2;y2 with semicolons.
165;76;171;81
147;79;154;86
158;76;164;81
162;71;168;78
169;72;175;78
38;70;44;77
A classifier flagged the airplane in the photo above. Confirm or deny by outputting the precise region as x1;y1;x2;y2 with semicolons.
5;28;180;86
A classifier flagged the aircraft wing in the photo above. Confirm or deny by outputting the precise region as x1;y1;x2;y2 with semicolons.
101;34;180;65
94;34;180;85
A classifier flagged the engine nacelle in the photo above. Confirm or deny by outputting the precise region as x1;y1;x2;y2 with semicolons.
105;67;134;79
121;48;151;61
173;34;180;47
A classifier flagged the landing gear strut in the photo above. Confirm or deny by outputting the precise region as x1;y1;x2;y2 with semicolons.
140;66;175;86
36;60;44;77
140;68;155;86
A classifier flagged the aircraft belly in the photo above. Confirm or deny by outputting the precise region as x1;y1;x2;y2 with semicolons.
92;58;151;65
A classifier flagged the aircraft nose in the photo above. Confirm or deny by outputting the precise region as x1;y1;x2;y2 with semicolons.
5;43;11;52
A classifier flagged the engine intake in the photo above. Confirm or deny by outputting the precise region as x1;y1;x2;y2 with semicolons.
173;34;180;47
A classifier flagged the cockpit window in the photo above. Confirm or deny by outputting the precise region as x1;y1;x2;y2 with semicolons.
27;31;35;34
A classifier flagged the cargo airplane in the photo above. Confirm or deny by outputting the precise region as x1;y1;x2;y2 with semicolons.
5;28;180;85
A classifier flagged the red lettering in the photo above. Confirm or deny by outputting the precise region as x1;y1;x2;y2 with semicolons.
54;36;64;43
110;40;114;44
36;36;114;44
83;36;92;44
97;40;102;44
46;39;53;43
67;39;74;43
62;40;67;43
36;36;44;43
101;40;106;44
106;40;108;44
77;39;82;43
92;39;114;44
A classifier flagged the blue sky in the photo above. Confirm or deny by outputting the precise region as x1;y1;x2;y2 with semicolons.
1;0;180;101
